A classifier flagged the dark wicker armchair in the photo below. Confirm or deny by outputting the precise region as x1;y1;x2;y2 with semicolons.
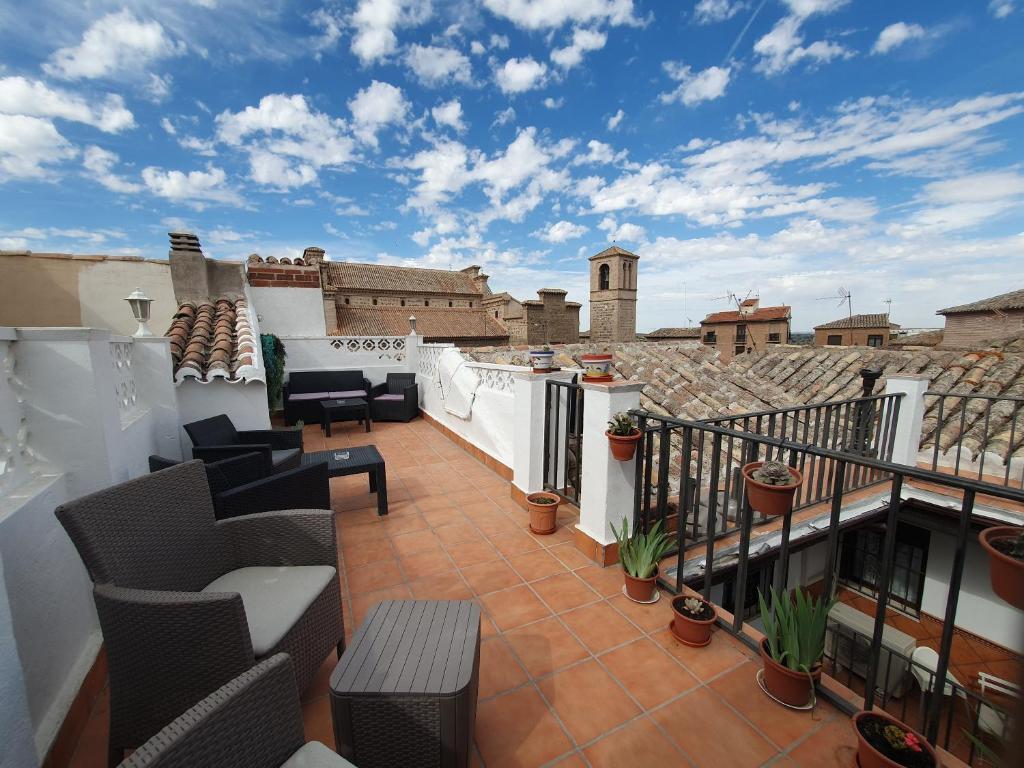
148;453;330;520
120;654;354;768
370;373;418;422
55;461;343;766
183;414;303;475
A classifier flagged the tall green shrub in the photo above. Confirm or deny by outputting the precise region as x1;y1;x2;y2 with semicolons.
261;334;286;411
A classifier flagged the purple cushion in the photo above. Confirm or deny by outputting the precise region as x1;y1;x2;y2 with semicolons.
329;389;367;399
288;391;329;401
375;394;404;401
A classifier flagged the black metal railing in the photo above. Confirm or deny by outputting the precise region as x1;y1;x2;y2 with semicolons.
925;390;1024;488
543;378;584;505
632;393;902;550
630;409;1024;764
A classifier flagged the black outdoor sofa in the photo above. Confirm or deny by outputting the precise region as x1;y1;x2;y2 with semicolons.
370;373;419;422
283;370;372;426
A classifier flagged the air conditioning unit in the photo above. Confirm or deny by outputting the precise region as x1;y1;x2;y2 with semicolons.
825;602;917;699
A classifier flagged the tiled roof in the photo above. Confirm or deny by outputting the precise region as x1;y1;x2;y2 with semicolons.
938;289;1024;315
588;245;638;260
814;313;895;330
702;306;791;324
165;299;261;384
891;330;943;348
335;305;509;341
321;261;481;295
646;327;701;338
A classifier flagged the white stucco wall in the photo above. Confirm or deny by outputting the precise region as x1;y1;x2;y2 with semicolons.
250;287;327;337
78;259;176;338
281;336;410;386
175;380;271;456
0;552;40;768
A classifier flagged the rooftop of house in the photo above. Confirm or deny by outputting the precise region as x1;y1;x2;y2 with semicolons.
891;330;944;348
814;313;897;330
321;261;487;295
701;305;792;324
165;299;261;383
335;304;509;341
645;327;701;339
938;288;1024;315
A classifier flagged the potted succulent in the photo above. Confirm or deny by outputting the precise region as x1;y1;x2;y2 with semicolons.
526;491;560;535
979;526;1024;610
741;460;803;517
580;352;614;382
757;586;834;708
670;594;718;647
853;710;937;768
607;412;642;461
529;345;555;373
611;518;674;602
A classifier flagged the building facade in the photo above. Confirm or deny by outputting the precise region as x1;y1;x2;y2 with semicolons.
700;298;791;361
937;289;1024;349
643;327;701;343
588;246;638;344
485;289;581;346
813;314;898;348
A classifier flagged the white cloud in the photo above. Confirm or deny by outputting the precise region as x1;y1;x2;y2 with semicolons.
660;63;731;106
572;139;628;165
144;73;173;103
309;8;344;53
349;0;432;65
431;99;466;132
470;40;486;55
783;0;848;18
543;97;564;109
482;0;642;29
535;220;588;242
989;0;1015;18
0;115;76;179
494;57;548;93
404;44;473;86
160;117;176;135
889;169;1024;237
179;136;218;156
607;108;624;130
492;106;516;128
551;28;607;69
490;33;510;49
44;10;185;81
141;164;244;208
348;80;410;146
82;146;142;193
694;0;746;24
248;150;317;189
216;93;355;186
598;216;646;242
0;77;134;133
753;15;853;75
872;22;926;55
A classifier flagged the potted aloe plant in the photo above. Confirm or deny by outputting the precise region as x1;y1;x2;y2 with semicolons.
757;586;834;708
741;459;802;516
611;518;674;602
526;491;560;535
607;412;642;461
979;526;1024;610
670;594;718;647
853;710;937;768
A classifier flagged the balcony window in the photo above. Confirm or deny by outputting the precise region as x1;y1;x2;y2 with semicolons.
868;334;884;347
768;332;781;343
736;324;747;342
828;334;842;345
703;332;716;344
839;523;930;614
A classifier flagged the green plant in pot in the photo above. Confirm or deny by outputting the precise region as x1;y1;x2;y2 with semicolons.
606;412;642;461
741;459;803;516
526;491;560;535
979;526;1024;610
853;711;937;768
757;586;834;708
670;593;718;647
611;518;673;602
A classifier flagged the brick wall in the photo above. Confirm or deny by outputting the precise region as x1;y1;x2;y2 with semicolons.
941;310;1024;348
336;294;476;308
246;264;320;288
814;327;891;347
702;319;789;361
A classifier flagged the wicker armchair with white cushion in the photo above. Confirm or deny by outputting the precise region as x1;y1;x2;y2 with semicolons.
370;373;418;422
55;460;344;767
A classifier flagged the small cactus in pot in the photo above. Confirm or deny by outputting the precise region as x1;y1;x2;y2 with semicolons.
741;459;802;516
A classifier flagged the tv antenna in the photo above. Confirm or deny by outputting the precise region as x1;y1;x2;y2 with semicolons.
882;297;892;317
713;289;753;311
817;287;853;324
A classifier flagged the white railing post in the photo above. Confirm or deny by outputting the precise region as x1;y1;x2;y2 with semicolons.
406;331;420;379
578;381;644;548
511;370;574;496
885;374;929;467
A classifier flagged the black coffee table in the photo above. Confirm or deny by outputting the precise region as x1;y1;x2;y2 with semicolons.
321;398;371;437
302;446;387;516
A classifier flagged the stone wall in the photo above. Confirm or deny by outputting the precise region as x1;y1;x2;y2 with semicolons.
941;310;1024;349
246;264;321;289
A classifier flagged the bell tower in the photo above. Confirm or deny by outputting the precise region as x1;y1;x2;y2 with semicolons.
588;246;638;343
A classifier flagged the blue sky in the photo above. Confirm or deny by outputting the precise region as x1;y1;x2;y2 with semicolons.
1;0;1023;332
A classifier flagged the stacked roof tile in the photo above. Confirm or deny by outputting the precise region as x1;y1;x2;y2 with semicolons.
814;313;896;330
702;306;791;324
165;299;261;383
938;289;1024;315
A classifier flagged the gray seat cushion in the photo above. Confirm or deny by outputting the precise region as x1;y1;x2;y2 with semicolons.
374;394;404;401
289;391;329;401
272;448;301;467
327;390;367;399
203;566;336;656
282;742;356;767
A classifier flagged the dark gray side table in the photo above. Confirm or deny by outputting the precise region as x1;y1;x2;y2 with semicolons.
301;446;387;515
329;600;480;768
321;398;371;436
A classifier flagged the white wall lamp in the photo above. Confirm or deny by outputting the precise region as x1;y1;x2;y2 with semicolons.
124;287;154;337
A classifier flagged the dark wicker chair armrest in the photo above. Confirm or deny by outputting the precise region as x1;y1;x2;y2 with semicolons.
363;377;373;395
119;654;305;768
218;509;336;568
208;452;268;491
215;461;330;520
193;444;273;475
237;427;303;451
369;382;388;397
402;382;419;403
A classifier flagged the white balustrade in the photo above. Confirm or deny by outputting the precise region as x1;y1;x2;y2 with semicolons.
109;339;139;423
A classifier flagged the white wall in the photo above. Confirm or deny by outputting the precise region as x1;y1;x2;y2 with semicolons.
78;259;177;338
175;380;270;456
921;531;1024;654
281;336;410;386
251;287;326;337
0;553;40;768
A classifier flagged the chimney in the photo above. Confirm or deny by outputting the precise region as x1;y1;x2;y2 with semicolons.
739;297;760;315
303;246;326;266
168;231;209;304
460;264;481;278
473;272;491;295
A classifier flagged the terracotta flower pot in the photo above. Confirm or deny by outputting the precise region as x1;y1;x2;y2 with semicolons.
529;350;555;373
607;429;642;461
759;638;820;707
853;710;938;768
742;462;802;517
526;492;560;535
670;595;717;647
979;526;1024;610
623;569;658;602
580;353;614;382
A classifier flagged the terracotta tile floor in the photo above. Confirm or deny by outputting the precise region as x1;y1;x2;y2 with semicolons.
67;418;858;768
